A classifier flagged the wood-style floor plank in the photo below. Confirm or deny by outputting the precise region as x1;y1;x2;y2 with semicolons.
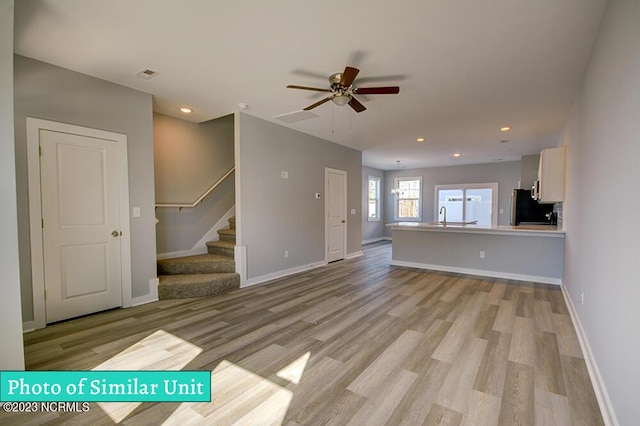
435;337;488;413
461;389;501;426
6;241;604;425
473;330;512;398
499;361;536;426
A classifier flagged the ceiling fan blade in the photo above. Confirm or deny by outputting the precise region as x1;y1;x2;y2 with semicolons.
354;86;400;95
355;74;407;84
349;97;367;113
341;66;360;87
303;97;332;111
287;85;332;93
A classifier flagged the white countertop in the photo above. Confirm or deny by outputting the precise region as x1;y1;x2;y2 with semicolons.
386;222;565;237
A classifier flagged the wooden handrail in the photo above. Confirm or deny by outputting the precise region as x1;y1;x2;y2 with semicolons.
155;166;235;209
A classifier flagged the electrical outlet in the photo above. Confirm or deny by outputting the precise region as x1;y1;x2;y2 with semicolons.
281;171;288;179
479;251;485;259
284;250;289;258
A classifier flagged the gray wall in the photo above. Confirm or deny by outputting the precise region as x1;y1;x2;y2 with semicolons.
384;161;521;236
561;0;640;423
0;0;25;369
14;55;157;317
362;166;385;242
154;113;235;254
392;230;564;282
154;113;234;202
520;154;540;190
238;113;362;280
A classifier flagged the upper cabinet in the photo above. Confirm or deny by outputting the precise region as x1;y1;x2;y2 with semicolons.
534;147;565;203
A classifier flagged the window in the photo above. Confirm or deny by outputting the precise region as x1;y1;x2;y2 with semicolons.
394;177;422;221
367;176;381;221
435;183;498;226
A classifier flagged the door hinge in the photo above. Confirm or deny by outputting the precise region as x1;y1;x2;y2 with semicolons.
42;218;44;229
44;289;47;300
39;145;42;156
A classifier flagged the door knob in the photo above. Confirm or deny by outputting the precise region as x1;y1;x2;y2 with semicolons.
341;220;345;223
112;230;121;237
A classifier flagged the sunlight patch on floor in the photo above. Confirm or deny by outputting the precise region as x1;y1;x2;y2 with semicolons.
162;352;311;425
277;351;311;385
93;329;203;423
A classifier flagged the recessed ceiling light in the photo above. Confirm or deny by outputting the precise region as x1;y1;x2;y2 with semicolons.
500;126;511;132
453;152;462;157
179;107;193;114
416;137;425;142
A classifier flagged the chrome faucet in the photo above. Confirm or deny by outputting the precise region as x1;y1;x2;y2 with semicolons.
439;206;447;225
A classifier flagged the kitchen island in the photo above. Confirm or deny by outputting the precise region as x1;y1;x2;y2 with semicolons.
387;222;565;284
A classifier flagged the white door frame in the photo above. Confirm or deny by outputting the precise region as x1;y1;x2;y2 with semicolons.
325;167;347;263
26;118;132;330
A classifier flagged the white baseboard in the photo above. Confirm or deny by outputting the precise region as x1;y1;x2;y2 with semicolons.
156;248;205;260
242;260;327;288
347;251;363;259
130;278;159;307
361;237;387;245
561;285;618;426
23;277;160;332
390;260;562;285
157;206;235;260
22;321;37;333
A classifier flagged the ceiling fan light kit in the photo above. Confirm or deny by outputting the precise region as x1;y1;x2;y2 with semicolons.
332;94;350;106
287;66;400;113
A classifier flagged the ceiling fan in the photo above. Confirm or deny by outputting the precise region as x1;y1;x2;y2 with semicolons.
287;66;400;113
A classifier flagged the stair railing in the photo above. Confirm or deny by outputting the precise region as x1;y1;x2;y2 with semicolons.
155;166;235;211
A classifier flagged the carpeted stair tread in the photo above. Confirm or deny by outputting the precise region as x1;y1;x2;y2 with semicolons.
157;253;235;275
158;273;240;299
207;239;235;248
216;228;236;242
156;216;237;299
206;239;235;256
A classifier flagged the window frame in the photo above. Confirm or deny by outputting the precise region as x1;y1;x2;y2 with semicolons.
394;176;423;221
367;176;381;222
434;182;499;226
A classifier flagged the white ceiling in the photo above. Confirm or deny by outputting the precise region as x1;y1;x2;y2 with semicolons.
13;0;607;170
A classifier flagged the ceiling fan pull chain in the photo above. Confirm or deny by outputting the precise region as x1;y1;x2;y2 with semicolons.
331;104;335;133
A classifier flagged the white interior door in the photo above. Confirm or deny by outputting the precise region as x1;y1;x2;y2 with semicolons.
326;168;347;262
40;129;123;323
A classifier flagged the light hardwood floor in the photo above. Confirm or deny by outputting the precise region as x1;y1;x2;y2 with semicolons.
3;241;603;425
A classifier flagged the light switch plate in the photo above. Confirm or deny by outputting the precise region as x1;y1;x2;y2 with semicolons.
132;207;141;217
351;209;356;215
281;171;288;179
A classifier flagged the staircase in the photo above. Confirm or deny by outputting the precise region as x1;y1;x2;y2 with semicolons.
157;217;240;299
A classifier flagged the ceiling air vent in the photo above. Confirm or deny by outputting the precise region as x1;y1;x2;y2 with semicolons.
134;68;159;79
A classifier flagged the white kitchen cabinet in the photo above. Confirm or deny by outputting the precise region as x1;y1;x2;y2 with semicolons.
534;146;565;203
